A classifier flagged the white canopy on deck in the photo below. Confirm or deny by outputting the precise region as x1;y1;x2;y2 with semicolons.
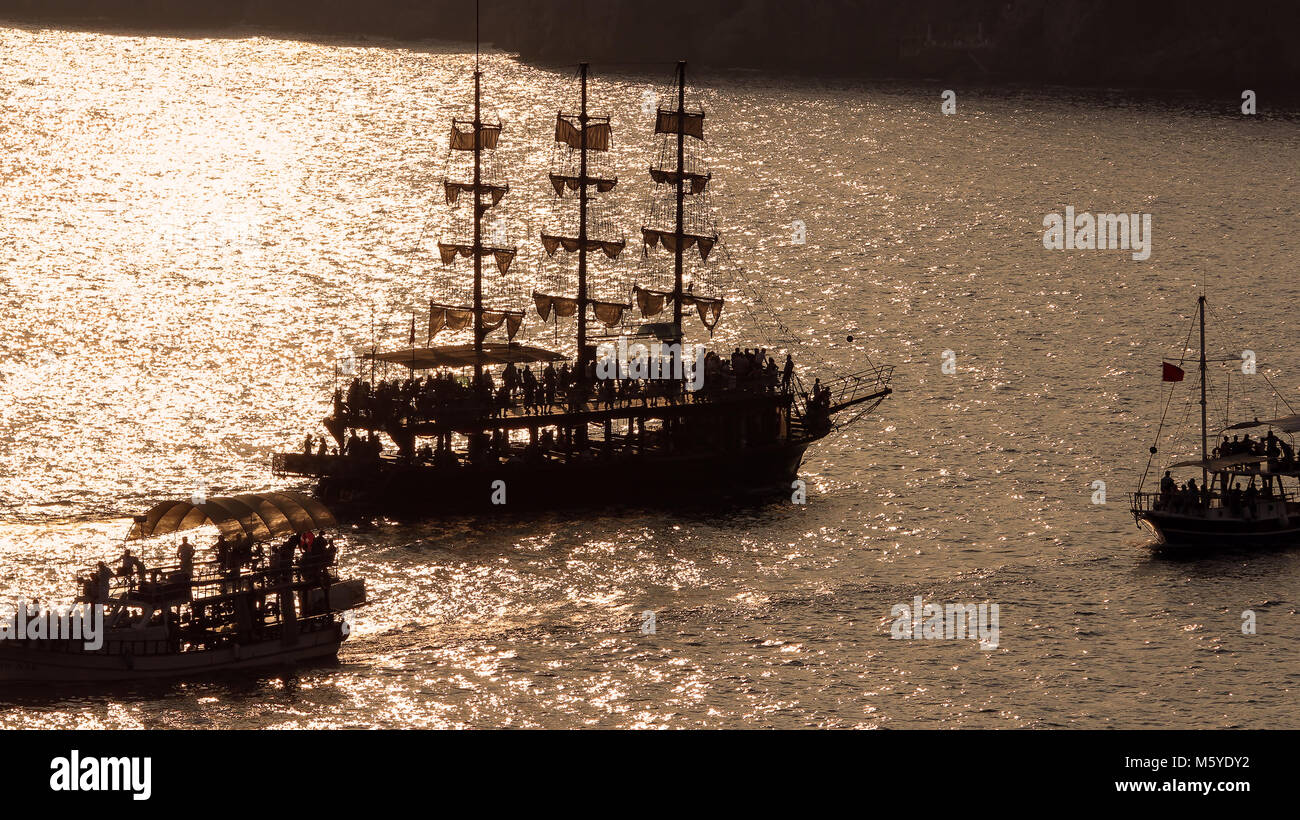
128;491;337;542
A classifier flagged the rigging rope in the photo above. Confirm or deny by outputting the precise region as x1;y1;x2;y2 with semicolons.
714;239;876;381
1205;300;1297;416
1138;310;1198;494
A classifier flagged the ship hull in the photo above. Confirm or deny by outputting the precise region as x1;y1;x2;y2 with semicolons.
0;623;347;684
312;438;815;515
1135;509;1300;552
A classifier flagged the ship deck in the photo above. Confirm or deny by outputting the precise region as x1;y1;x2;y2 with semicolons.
344;389;801;436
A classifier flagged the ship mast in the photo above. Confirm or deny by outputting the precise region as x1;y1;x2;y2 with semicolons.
534;64;627;376
431;24;523;376
473;66;484;380
1199;294;1208;492
635;63;723;340
671;61;687;337
576;62;591;375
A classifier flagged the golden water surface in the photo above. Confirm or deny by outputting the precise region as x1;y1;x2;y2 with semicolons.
1;22;1299;727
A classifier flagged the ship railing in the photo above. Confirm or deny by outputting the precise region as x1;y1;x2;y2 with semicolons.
820;365;895;411
1130;491;1165;513
328;380;792;432
1129;489;1292;514
273;451;334;477
34;607;341;656
788;365;894;432
1130;490;1213;510
85;555;337;607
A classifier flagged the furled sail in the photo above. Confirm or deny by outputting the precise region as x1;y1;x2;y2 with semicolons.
532;292;578;322
484;309;525;340
683;294;724;329
540;234;626;260
554;114;612;151
640;228;717;261
449;119;502;151
428;303;475;334
634;286;669;318
655;109;705;141
591;300;628;328
444;181;509;207
429;302;524;341
633;285;723;329
648;168;710;194
550;173;617;196
437;242;517;274
533;293;627;328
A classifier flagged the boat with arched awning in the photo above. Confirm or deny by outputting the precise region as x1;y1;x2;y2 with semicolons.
0;492;366;684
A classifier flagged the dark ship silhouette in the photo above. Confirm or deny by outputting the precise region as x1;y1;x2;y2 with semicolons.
273;60;891;514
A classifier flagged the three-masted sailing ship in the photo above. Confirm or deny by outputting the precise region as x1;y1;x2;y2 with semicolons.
1130;295;1300;550
273;60;892;514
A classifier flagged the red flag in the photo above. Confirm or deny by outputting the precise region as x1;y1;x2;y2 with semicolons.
1162;362;1185;382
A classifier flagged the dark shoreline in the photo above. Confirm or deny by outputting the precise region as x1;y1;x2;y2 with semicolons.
2;1;1298;101
7;15;1299;116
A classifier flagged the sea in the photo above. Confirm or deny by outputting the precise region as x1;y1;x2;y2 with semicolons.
1;21;1299;728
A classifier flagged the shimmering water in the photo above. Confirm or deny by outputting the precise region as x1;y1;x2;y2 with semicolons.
2;22;1299;728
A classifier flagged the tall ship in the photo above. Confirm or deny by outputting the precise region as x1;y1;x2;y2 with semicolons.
1130;295;1300;551
273;58;892;514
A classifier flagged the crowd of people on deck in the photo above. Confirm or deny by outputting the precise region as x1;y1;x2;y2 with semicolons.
1157;468;1283;515
80;530;336;602
276;348;848;472
1149;430;1300;516
326;349;809;431
1156;473;1210;513
1212;430;1297;468
701;348;792;396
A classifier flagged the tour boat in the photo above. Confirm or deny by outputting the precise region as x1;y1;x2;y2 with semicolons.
0;491;366;683
1130;296;1300;552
